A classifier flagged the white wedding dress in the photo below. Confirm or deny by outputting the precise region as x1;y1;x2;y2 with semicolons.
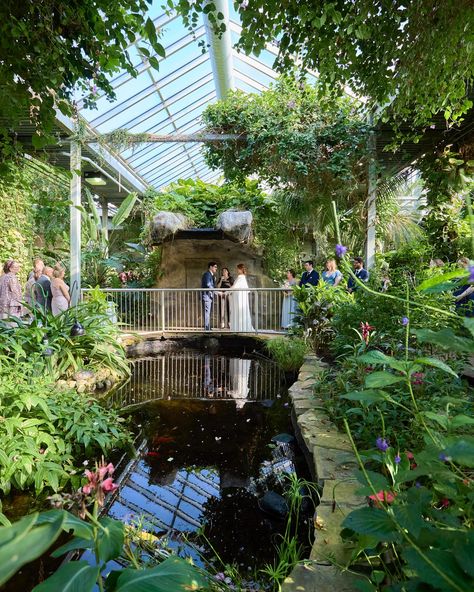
228;358;251;409
229;274;254;332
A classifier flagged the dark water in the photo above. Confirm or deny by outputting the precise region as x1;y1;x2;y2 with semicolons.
103;351;313;571
1;350;312;590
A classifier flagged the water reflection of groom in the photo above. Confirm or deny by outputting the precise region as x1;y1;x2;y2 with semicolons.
201;261;218;331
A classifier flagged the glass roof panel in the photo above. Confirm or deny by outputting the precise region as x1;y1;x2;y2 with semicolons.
76;1;327;192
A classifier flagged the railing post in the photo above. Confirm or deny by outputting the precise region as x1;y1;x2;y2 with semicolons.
160;290;165;333
254;290;259;335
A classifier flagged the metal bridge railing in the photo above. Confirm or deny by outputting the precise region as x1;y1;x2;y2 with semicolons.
81;288;292;334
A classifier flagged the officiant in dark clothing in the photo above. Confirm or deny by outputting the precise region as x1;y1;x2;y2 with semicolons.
201;262;218;331
299;261;319;287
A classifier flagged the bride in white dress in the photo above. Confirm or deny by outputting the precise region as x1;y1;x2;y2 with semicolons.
229;264;254;332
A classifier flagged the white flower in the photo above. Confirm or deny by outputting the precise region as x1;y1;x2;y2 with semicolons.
83;460;89;466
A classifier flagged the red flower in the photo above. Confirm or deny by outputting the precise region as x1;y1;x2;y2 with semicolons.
360;322;375;344
411;372;424;386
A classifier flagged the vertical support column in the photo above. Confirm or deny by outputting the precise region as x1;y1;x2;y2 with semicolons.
365;117;377;270
101;197;109;247
70;139;82;305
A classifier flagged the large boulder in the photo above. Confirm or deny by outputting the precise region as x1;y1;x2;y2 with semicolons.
216;210;253;243
149;211;189;243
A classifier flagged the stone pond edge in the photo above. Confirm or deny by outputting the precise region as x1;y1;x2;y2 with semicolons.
283;354;365;592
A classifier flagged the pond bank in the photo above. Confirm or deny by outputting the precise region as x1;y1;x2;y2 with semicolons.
284;355;364;592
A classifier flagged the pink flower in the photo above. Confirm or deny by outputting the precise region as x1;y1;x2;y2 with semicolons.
101;477;118;493
98;463;114;480
368;490;396;506
82;484;94;495
411;372;424;386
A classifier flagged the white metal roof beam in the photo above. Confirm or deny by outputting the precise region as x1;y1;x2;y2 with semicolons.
203;0;235;100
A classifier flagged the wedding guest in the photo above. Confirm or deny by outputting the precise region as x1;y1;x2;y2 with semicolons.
322;259;343;286
281;269;297;329
35;265;53;312
28;258;44;281
0;260;23;319
299;260;319;286
51;264;70;316
24;268;42;308
347;257;369;293
216;267;234;328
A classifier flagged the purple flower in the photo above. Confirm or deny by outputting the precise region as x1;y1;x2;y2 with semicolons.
287;99;296;109
335;244;348;258
239;0;249;9
401;317;409;326
469;265;474;283
439;452;451;462
415;481;421;488
376;437;389;452
395;454;401;464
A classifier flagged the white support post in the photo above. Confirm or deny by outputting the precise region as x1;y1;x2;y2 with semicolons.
366;121;377;270
70;139;82;305
101;197;109;257
203;0;235;99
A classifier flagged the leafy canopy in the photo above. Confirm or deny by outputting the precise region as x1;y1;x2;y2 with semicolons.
0;0;165;158
174;0;474;137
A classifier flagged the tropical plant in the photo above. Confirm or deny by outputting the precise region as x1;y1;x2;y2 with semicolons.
0;459;207;591
0;293;130;380
292;281;354;354
0;1;166;162
0;366;131;497
82;190;139;287
200;78;369;226
143;178;303;279
174;0;474;139
266;337;308;372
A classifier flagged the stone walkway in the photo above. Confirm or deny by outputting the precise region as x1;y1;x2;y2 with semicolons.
282;355;365;592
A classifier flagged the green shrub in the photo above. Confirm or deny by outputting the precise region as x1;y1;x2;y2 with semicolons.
266;337;308;372
0;291;130;380
0;364;132;496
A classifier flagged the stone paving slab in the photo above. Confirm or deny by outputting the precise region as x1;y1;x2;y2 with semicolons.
311;505;356;565
313;446;359;483
282;562;362;592
320;479;365;509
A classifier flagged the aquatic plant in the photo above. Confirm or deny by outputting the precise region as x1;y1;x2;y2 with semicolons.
266;337;308;372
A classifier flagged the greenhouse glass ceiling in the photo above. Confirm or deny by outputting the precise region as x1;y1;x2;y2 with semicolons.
76;1;318;192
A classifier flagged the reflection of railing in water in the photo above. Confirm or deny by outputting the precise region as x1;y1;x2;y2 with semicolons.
107;353;285;408
81;287;291;334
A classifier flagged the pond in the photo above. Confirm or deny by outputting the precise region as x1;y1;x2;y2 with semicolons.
101;348;313;574
2;346;314;590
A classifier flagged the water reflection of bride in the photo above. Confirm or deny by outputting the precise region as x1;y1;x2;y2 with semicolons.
228;357;252;409
229;264;254;333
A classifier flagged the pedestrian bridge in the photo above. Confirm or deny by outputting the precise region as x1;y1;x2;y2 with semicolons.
82;288;291;335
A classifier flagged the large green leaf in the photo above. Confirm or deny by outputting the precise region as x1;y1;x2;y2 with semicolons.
365;371;405;389
414;328;474;353
37;510;94;540
417;270;467;293
403;547;473;592
414;357;458;377
51;536;94;558
341;390;391;405
342;507;398;542
444;437;474;467
97;517;125;563
33;561;100;592
0;512;65;586
111;192;138;229
358;350;406;372
113;556;207;592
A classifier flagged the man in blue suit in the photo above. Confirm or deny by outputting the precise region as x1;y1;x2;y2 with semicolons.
299;260;319;287
201;261;218;330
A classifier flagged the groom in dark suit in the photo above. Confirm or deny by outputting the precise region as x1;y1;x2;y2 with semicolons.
299;260;319;287
201;262;218;330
